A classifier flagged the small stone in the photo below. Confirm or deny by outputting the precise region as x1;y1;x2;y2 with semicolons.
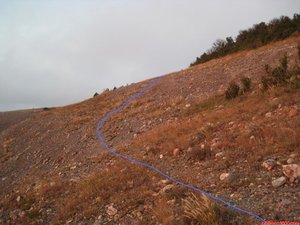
272;98;280;105
265;112;272;118
106;205;118;217
159;184;174;194
288;108;298;117
187;147;193;153
262;159;277;171
159;179;172;185
16;196;21;203
290;153;298;158
173;148;180;157
272;176;286;188
185;104;191;108
282;164;300;182
215;152;224;158
220;173;231;182
159;154;163;159
249;183;254;187
70;165;76;170
287;158;295;164
228;121;235;126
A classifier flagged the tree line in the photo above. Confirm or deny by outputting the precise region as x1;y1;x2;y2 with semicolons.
190;14;300;66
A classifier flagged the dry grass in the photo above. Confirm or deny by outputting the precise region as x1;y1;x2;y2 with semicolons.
54;161;155;222
182;193;219;225
129;84;300;194
0;160;156;224
152;198;174;225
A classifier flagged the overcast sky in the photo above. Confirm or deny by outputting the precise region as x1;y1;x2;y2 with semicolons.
0;0;299;111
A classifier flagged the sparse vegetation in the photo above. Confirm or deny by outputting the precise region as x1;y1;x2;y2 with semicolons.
191;14;300;66
262;53;300;90
183;193;219;225
240;77;252;92
225;82;240;99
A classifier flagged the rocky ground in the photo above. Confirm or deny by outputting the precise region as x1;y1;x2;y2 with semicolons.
0;36;300;225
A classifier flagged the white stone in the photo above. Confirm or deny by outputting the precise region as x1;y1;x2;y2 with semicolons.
220;173;231;182
215;152;224;158
282;164;300;182
265;112;272;118
272;177;286;188
287;158;295;164
106;205;118;217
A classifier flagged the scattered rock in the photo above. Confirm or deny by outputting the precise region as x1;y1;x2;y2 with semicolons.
215;152;224;158
228;121;235;126
220;173;231;182
288;108;298;117
290;153;298;158
272;176;286;188
106;205;118;217
159;154;163;159
16;196;21;203
93;215;103;225
185;104;191;108
187;147;193;153
262;159;277;171
173;148;180;156
159;184;174;194
287;158;295;164
272;97;280;105
265;112;272;118
158;179;172;186
282;164;300;182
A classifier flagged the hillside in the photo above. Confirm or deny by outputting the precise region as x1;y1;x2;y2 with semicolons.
1;35;300;225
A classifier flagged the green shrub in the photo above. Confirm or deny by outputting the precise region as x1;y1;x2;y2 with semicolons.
225;82;240;99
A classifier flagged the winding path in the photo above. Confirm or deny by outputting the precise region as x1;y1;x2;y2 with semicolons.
96;77;267;223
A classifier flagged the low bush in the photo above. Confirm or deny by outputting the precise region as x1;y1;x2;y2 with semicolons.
261;53;300;90
240;77;251;92
225;82;240;99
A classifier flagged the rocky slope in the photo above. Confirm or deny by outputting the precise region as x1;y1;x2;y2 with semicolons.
0;35;300;225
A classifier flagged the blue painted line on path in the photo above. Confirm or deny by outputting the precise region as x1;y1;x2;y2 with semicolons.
96;77;267;222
